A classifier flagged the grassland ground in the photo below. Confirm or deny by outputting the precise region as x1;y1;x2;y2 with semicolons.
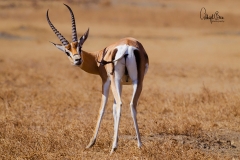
0;1;240;159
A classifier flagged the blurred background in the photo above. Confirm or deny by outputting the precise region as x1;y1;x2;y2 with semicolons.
1;0;240;92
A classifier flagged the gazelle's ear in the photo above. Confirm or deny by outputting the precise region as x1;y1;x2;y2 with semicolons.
50;41;66;52
79;28;89;46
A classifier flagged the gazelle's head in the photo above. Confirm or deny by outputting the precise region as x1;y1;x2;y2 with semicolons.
46;4;89;66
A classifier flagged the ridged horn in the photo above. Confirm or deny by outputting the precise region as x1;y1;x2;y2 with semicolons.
64;4;78;42
46;10;69;46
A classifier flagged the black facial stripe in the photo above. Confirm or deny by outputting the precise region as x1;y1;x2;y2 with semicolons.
78;46;82;54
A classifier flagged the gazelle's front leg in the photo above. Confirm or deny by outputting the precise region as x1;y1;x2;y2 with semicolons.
86;78;111;148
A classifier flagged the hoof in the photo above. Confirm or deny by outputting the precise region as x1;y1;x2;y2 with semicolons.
138;142;142;148
86;139;96;149
110;147;117;155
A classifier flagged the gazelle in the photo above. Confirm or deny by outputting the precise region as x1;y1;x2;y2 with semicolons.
46;4;149;153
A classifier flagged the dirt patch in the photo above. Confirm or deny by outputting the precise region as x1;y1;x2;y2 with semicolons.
120;130;240;158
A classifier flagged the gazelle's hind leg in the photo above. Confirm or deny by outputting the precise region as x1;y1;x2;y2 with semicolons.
110;77;123;154
86;79;111;148
130;80;142;148
109;56;125;154
126;48;143;148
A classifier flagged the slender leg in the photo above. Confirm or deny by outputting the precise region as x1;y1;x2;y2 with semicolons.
112;100;117;131
110;77;122;154
86;79;111;148
130;80;142;148
125;48;143;148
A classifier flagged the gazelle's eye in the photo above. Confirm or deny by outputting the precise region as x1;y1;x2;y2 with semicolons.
65;51;70;56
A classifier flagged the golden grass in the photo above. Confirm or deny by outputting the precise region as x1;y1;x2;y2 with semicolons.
0;1;240;159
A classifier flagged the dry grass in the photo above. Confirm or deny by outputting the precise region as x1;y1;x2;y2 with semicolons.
0;0;240;159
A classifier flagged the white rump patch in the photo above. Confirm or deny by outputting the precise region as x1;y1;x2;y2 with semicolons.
112;44;128;62
112;44;139;83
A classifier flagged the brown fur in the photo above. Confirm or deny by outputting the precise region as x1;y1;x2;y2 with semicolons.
65;42;78;55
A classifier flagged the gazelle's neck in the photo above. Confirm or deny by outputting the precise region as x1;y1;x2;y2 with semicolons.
79;50;99;75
